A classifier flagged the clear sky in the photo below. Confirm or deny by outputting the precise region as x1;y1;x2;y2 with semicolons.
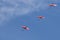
0;0;60;40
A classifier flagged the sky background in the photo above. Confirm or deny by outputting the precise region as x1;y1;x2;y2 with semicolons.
0;0;60;40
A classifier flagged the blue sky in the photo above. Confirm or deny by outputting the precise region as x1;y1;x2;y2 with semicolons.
0;0;60;40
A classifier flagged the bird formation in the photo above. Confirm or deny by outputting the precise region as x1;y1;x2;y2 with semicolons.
21;3;57;31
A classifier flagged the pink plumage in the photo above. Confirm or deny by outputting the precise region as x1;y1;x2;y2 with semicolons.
22;26;30;30
49;3;57;6
38;16;45;19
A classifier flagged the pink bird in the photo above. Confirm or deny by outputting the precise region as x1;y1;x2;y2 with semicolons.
49;3;57;6
38;16;45;19
22;26;30;30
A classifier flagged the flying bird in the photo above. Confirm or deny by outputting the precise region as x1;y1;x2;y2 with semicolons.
37;16;45;19
22;25;30;30
49;3;57;6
